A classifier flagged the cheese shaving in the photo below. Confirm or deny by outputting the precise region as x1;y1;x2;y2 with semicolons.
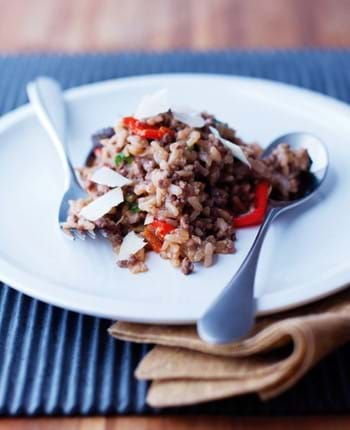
117;231;146;261
90;166;132;188
144;213;154;225
134;89;171;119
172;107;206;128
209;126;251;167
80;188;124;221
134;90;206;128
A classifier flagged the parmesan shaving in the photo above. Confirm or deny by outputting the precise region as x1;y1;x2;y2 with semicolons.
134;90;206;128
144;213;154;225
134;89;171;119
80;188;124;221
172;107;206;128
117;231;146;261
90;166;132;188
209;126;251;167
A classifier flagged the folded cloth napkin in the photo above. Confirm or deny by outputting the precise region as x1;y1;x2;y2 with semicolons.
109;288;350;407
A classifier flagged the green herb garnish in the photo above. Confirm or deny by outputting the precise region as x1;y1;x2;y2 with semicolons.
115;153;133;166
130;203;140;213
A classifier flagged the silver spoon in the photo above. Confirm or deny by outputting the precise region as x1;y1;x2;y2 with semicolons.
197;132;329;344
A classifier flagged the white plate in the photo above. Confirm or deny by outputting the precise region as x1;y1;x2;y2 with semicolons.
0;74;349;324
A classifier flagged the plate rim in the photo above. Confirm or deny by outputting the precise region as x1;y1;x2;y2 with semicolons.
1;72;350;323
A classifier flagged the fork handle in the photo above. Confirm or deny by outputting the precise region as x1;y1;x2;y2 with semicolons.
27;77;75;190
197;207;280;344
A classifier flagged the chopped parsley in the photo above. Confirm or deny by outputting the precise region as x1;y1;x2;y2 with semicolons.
130;203;140;213
115;153;133;166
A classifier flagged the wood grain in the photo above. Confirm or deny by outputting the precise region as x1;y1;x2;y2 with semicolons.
1;416;350;430
0;0;349;52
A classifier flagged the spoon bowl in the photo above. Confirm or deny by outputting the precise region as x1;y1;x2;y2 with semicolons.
264;132;329;209
197;132;329;344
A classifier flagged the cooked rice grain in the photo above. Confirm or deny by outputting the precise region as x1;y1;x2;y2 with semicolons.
66;111;311;274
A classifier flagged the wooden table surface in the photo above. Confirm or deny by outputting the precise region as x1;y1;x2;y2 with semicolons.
1;0;349;428
1;417;350;430
1;0;350;52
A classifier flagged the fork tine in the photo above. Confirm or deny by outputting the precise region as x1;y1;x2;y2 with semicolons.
86;230;96;239
61;226;103;241
100;229;108;238
69;229;77;240
60;227;75;240
74;230;86;240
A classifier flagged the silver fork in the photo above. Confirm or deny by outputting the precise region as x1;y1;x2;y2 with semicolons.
26;77;96;240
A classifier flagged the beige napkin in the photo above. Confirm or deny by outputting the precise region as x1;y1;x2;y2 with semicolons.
109;288;350;407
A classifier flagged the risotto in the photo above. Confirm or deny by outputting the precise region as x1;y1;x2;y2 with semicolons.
63;91;311;275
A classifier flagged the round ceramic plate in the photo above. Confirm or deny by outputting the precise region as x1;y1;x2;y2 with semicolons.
0;74;349;323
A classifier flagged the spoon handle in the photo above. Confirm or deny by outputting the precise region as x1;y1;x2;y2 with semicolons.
27;77;75;192
197;207;279;344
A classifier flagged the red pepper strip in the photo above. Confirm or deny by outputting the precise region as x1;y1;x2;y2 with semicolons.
123;116;174;140
144;225;163;253
144;220;176;252
233;180;270;228
123;116;138;128
151;219;176;238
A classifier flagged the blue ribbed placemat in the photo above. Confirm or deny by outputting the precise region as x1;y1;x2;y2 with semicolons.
1;50;350;416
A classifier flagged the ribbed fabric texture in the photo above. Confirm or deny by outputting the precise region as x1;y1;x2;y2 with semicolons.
1;51;350;416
